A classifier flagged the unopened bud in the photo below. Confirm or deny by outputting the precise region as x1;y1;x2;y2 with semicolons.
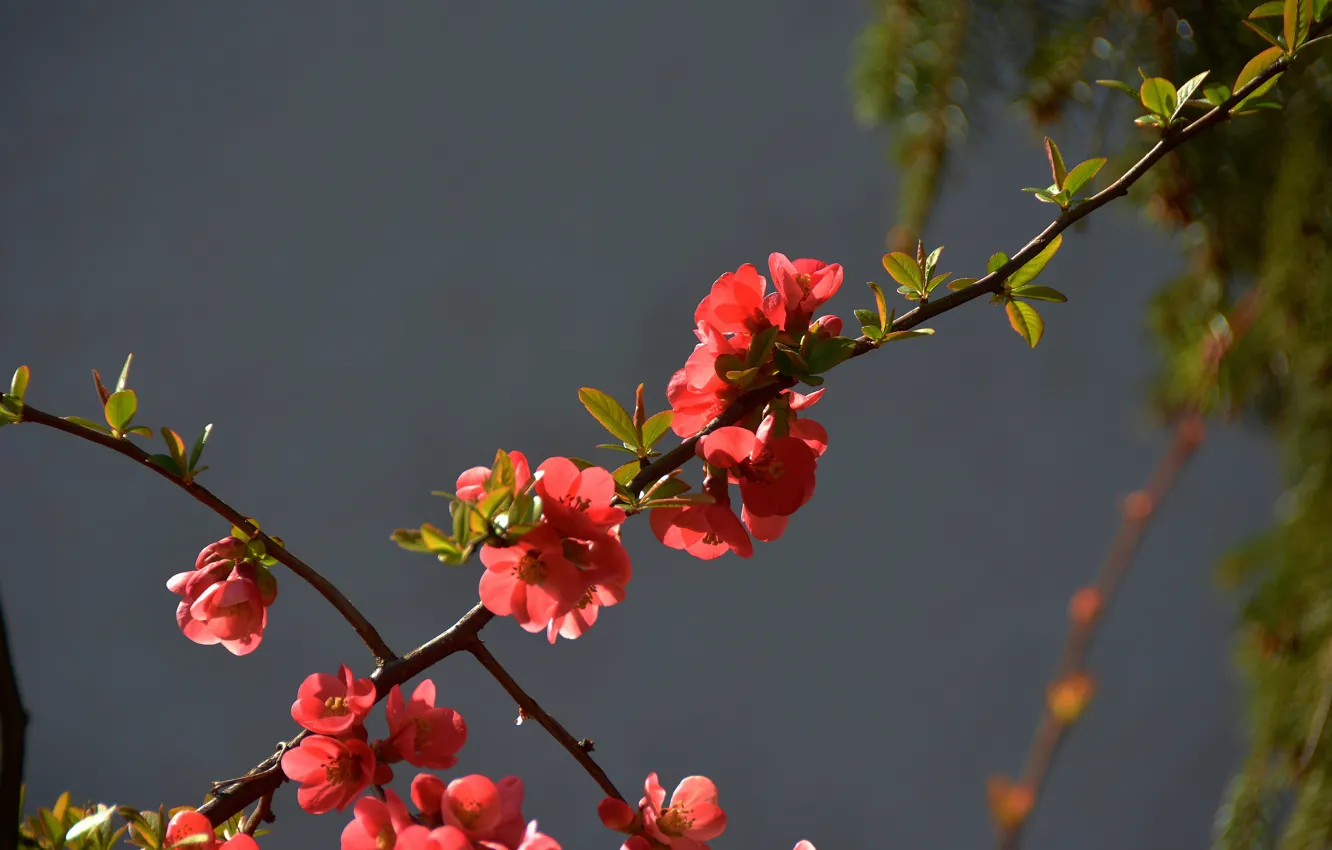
1047;672;1096;724
195;536;246;570
1177;414;1205;450
986;776;1035;831
1068;587;1102;627
1123;490;1154;521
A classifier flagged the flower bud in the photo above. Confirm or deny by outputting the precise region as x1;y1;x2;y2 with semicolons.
1047;672;1096;724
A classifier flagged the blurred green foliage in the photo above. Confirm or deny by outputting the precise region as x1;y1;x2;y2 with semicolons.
852;2;1332;846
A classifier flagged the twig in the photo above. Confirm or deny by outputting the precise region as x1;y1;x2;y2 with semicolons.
239;791;273;836
465;638;624;802
13;404;395;665
0;590;28;850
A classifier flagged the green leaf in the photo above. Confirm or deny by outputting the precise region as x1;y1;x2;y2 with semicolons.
10;365;29;401
160;428;186;470
1235;46;1284;94
863;326;884;340
854;308;878;327
578;387;639;448
125;425;153;438
643;475;689;500
116;353;134;393
1202;83;1232;105
924;245;944;280
596;443;638;455
773;344;810;378
1286;0;1312;48
1172;71;1210;118
65;415;112;434
1043;137;1066;188
868;281;889;329
91;368;111;407
641;411;673;448
390;528;432;553
1251;0;1285;15
745;325;780;368
1011;285;1069;303
1023;188;1060;204
881;252;922;290
987;253;1008;274
1005;299;1045;347
66;806;116;843
1062;158;1106;197
803;337;858;375
643;494;718;509
189;423;213;471
1007;235;1063;289
880;328;936;342
1242;18;1286;48
611;460;640;488
1096;79;1140;99
146;454;182;475
724;366;760;386
1134;113;1165;127
1139;77;1177;118
925;272;952;294
104;390;136;432
946;277;979;291
490;448;515;492
1316;0;1328;20
452;499;473;543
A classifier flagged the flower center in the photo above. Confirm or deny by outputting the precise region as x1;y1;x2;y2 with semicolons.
412;716;431;751
796;272;813;293
376;826;396;850
701;532;722;546
657;805;694;837
514;551;547;585
323;752;362;786
454;799;485;830
324;695;349;715
576;587;597;610
561;494;592;512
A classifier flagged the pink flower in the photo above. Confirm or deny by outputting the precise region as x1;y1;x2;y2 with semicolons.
385;680;467;770
699;426;817;518
640;773;727;849
666;369;734;438
479;526;584;630
545;582;626;643
196;536;247;570
340;789;414;850
393;826;472;850
533;457;625;540
412;774;525;847
768;253;843;329
182;564;269;656
741;505;788;543
515;820;561;850
292;664;376;737
456;451;532;502
281;735;376;814
164;811;214;850
598;798;641;833
793;842;817;850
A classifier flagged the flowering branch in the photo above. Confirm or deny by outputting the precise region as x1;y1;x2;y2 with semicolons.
13;403;396;665
465;637;624;801
0;590;28;850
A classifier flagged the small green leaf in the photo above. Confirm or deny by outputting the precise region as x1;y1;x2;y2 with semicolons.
578;387;639;448
924;245;944;280
925;272;952;294
1043;137;1066;188
946;277;979;291
490;448;515;492
863;325;884;340
146;454;183;476
91;369;111;406
1202;83;1232;105
65;415;112;434
125;425;153;438
880;328;936;342
1251;0;1284;15
644;475;690;501
1242;18;1285;48
641;411;673;448
868;281;889;329
1007;235;1063;289
1173;71;1210;117
66;806;116;843
802;337;858;375
773;344;810;377
161;427;187;469
724;366;760;386
611;460;640;488
104;389;137;432
1096;79;1140;99
116;353;134;393
1235;46;1284;94
987;253;1008;274
1140;77;1177;118
632;383;646;433
745;326;780;369
10;365;29;401
597;443;639;455
643;494;718;509
1286;0;1312;49
452;499;472;543
390;528;432;553
188;423;213;470
881;251;922;290
1134;113;1165;127
1062;158;1106;197
854;308;878;327
1023;188;1060;204
1005;299;1045;347
1315;0;1328;21
1138;66;1151;81
1011;285;1069;302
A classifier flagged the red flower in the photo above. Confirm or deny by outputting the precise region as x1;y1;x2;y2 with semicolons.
699;426;817;518
666;369;734;438
281;735;376;814
694;263;779;335
479;526;584;630
291;664;376;737
412;774;527;848
650;484;753;560
640;773;727;849
768;253;843;329
340;789;414;850
385;680;467;770
545;582;626;643
534;457;625;540
168;537;276;656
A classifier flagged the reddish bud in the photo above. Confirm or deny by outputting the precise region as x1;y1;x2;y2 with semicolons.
1047;672;1096;724
1123;490;1154;521
986;776;1035;831
1068;587;1102;627
1177;414;1205;451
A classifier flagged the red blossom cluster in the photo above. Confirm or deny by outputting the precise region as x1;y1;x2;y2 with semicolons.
653;253;838;559
597;773;726;850
167;536;278;655
461;452;632;643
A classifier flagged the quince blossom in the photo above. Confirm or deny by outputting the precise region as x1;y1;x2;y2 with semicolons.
292;664;376;737
340;789;415;850
281;735;376;814
385;680;467;770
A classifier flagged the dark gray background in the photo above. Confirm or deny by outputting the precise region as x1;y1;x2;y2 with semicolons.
0;3;1275;849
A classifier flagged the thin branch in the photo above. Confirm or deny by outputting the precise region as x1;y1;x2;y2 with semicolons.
13;404;395;665
239;791;274;836
465;637;624;802
997;288;1263;850
0;589;28;850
